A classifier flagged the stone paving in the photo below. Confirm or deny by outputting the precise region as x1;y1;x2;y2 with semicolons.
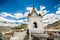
24;34;29;40
24;34;60;40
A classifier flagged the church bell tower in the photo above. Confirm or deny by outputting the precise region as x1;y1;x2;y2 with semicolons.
27;5;44;34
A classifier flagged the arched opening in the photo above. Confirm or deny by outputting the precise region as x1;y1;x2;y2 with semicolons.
33;22;37;28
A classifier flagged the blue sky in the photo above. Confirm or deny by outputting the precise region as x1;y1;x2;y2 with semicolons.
0;0;60;25
0;0;60;13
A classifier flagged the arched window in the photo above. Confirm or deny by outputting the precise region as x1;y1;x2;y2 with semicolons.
33;22;37;28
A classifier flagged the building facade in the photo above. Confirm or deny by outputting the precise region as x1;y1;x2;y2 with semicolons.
27;6;44;34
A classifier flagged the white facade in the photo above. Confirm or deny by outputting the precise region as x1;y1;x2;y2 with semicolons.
27;6;44;34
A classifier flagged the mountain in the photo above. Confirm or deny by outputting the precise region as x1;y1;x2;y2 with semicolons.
45;20;60;29
11;24;28;29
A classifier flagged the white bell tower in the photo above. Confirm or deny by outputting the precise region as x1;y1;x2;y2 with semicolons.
27;5;44;40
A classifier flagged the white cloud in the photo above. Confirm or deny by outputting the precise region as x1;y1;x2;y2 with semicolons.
25;5;48;17
25;7;36;17
43;13;55;26
0;16;17;27
14;13;23;19
40;6;46;10
24;12;29;17
43;13;60;26
43;13;55;19
26;7;37;12
23;19;27;22
26;7;33;12
1;12;14;17
0;16;15;23
17;19;27;23
0;12;25;26
17;20;24;23
42;7;60;26
25;6;50;26
56;7;60;14
0;6;60;27
37;10;49;16
39;6;49;16
56;10;60;14
56;15;60;20
0;12;24;19
58;7;60;10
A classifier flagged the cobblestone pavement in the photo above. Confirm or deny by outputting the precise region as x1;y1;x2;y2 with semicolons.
24;34;47;40
23;33;60;40
24;34;29;40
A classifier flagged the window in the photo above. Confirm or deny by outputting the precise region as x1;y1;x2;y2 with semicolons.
58;32;60;34
33;22;37;28
55;32;57;33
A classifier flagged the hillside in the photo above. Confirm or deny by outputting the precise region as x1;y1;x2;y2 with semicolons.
11;24;28;29
45;20;60;29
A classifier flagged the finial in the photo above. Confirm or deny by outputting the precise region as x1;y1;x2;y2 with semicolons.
33;5;34;9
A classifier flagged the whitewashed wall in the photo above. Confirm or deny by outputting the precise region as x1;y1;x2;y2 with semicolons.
28;15;44;33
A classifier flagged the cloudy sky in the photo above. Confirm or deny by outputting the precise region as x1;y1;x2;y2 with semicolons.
0;0;60;26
